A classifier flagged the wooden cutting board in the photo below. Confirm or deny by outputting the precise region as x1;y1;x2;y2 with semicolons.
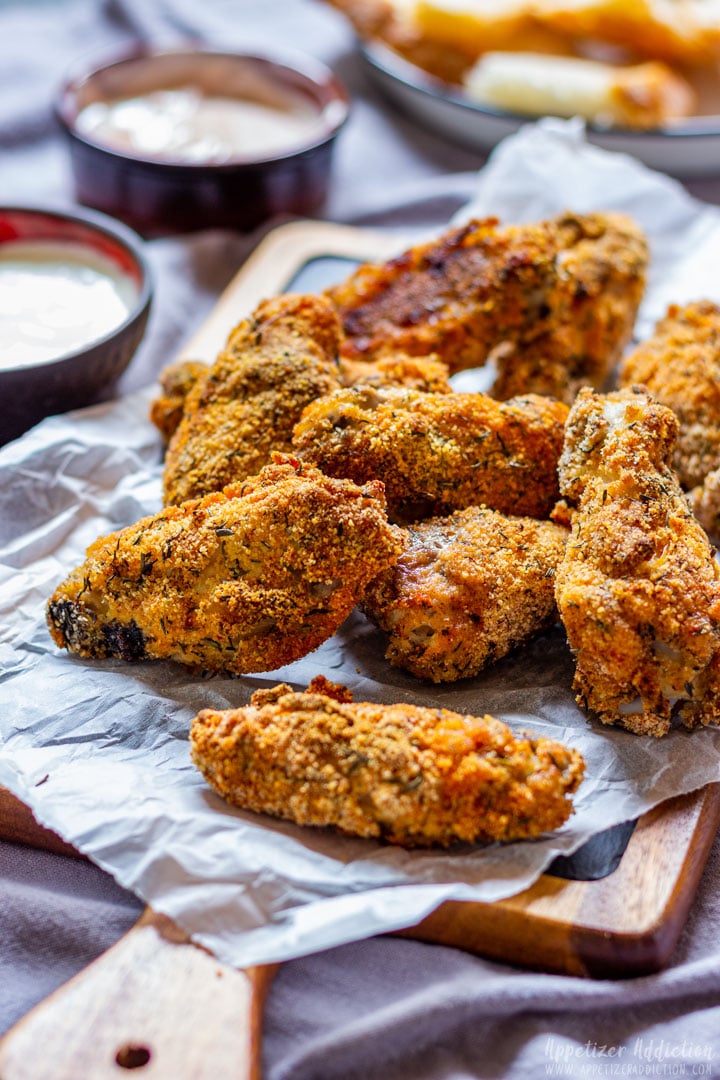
2;220;720;1078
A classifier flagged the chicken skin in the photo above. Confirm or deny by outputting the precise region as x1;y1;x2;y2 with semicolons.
190;677;585;847
554;386;720;736
47;456;402;676
326;212;647;402
163;294;342;506
293;384;568;523
619;300;720;539
361;506;568;682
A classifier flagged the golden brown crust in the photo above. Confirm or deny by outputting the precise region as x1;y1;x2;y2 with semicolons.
688;467;720;542
339;352;454;394
554;386;720;735
326;212;647;403
293;384;568;523
149;359;210;443
162;294;342;505
361;507;568;682
619;300;720;491
47;456;403;676
190;682;585;847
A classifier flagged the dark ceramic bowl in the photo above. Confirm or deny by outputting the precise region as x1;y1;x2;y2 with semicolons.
56;48;350;236
0;205;152;445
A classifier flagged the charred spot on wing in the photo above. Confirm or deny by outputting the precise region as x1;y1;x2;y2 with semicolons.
101;619;148;662
47;599;88;651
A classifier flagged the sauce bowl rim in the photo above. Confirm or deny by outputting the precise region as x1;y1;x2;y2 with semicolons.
55;45;351;171
0;202;153;374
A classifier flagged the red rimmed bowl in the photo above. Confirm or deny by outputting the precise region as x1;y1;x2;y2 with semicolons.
56;48;350;236
0;205;152;445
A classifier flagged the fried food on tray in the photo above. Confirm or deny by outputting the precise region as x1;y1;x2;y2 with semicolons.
361;506;568;682
326;212;647;403
190;677;585;847
329;0;575;82
293;384;568;523
47;456;402;676
162;293;342;505
532;0;720;66
149;358;209;443
554;386;720;736
463;52;695;130
619;300;720;494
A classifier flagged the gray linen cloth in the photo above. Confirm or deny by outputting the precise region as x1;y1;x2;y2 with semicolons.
1;1;720;1077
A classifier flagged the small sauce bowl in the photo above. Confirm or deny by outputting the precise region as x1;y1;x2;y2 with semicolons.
0;205;152;444
56;48;350;235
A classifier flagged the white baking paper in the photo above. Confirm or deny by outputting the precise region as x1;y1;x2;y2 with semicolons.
3;119;720;969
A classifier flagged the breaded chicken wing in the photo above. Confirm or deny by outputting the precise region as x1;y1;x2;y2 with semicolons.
47;456;402;676
293;384;568;523
190;678;585;847
554;387;720;736
361;506;568;682
619;301;720;538
163;294;342;505
326;212;647;402
149;358;210;443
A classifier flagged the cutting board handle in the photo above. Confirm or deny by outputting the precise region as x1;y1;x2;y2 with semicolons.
0;908;276;1080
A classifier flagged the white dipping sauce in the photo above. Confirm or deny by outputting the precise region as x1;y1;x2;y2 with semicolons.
76;87;324;163
0;242;137;369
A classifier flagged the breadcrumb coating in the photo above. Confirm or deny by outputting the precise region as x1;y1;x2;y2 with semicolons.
190;679;585;847
47;456;403;676
554;386;720;736
163;293;342;505
361;506;568;682
293;384;568;523
619;301;720;510
339;352;454;394
149;358;210;443
689;466;720;542
326;212;647;403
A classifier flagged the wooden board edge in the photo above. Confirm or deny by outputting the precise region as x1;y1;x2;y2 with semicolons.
0;786;85;860
176;218;404;366
401;783;720;978
0;906;277;1080
5;780;719;979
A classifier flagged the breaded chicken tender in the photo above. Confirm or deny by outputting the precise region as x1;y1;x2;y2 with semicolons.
361;507;568;682
293;384;568;523
326;212;647;403
619;301;720;538
163;294;342;505
149;358;210;443
554;387;720;736
190;678;585;847
47;456;402;676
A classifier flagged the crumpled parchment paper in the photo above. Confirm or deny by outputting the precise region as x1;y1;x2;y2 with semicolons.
2;119;720;969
